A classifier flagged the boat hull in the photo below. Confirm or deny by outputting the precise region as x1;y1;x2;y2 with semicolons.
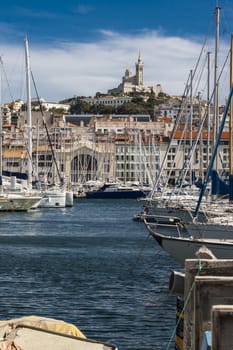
0;316;117;350
38;191;66;208
0;195;41;211
144;221;233;265
86;190;149;199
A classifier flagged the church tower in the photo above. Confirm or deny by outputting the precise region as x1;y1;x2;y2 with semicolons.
135;50;144;87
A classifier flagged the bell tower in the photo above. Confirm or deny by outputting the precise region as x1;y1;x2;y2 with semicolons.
135;50;144;87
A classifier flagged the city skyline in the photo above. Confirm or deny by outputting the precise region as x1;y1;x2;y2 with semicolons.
0;0;232;103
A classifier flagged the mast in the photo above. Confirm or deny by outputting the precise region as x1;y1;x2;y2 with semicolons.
24;37;33;190
0;57;2;192
207;51;211;168
213;7;220;170
189;69;193;186
229;34;233;201
194;85;233;218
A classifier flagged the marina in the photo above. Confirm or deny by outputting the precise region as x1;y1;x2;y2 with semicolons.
1;2;233;349
0;199;179;350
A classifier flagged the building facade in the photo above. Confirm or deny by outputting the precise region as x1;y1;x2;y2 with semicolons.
1;97;229;191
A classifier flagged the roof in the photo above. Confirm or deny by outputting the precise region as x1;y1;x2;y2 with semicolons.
3;145;50;158
173;130;231;140
65;114;151;126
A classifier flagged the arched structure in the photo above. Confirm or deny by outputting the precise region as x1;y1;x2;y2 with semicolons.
64;142;116;186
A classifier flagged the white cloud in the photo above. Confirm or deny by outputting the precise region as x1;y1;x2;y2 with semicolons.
0;30;230;103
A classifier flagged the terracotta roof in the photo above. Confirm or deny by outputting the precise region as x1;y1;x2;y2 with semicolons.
3;144;50;158
173;130;231;140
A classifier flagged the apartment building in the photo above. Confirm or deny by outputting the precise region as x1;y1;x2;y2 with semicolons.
1;97;229;189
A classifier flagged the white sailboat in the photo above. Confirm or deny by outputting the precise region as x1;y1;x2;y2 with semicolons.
38;189;66;208
145;72;233;266
136;66;208;224
135;188;207;224
0;189;41;211
0;57;41;211
180;31;233;240
144;219;233;265
24;37;68;208
144;12;233;265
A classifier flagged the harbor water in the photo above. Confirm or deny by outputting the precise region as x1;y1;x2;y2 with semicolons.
0;199;180;349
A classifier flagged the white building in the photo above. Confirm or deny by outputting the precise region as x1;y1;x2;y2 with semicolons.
31;98;70;112
83;95;132;107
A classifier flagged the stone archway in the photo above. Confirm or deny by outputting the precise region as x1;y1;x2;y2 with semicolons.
71;153;98;183
68;142;115;186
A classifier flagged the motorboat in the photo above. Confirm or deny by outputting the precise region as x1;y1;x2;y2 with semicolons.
86;182;150;199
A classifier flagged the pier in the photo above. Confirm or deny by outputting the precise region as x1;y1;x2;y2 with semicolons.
172;258;233;349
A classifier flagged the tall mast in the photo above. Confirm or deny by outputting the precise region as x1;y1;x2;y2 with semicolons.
24;37;32;190
213;7;220;170
189;69;193;186
207;51;211;168
230;35;233;174
229;34;233;201
0;58;2;192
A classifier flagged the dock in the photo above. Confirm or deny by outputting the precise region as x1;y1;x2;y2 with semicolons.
171;257;233;349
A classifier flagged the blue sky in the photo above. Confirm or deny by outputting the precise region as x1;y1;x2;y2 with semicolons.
0;0;232;102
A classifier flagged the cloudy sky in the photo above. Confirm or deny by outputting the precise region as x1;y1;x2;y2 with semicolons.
0;0;232;103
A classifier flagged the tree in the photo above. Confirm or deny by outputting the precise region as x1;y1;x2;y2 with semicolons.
90;104;115;114
70;98;90;114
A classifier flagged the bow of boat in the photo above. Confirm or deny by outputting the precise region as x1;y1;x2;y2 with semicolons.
144;219;167;247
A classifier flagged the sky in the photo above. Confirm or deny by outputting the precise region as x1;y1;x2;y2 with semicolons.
0;0;233;103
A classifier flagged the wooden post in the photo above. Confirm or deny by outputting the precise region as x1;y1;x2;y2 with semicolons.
184;259;233;350
194;276;233;349
212;305;233;349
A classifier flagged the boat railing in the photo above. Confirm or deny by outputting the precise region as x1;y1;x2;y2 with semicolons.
144;216;183;237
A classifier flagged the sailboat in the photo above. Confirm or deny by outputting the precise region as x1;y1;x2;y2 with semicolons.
0;189;41;211
37;191;66;208
144;17;233;264
140;8;226;225
23;37;70;208
135;65;209;224
145;73;233;265
181;33;233;238
144;219;233;265
0;58;41;211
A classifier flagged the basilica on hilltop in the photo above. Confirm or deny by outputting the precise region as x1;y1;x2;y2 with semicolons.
108;51;162;95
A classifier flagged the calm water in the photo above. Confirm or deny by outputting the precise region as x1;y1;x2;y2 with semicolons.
0;199;180;349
